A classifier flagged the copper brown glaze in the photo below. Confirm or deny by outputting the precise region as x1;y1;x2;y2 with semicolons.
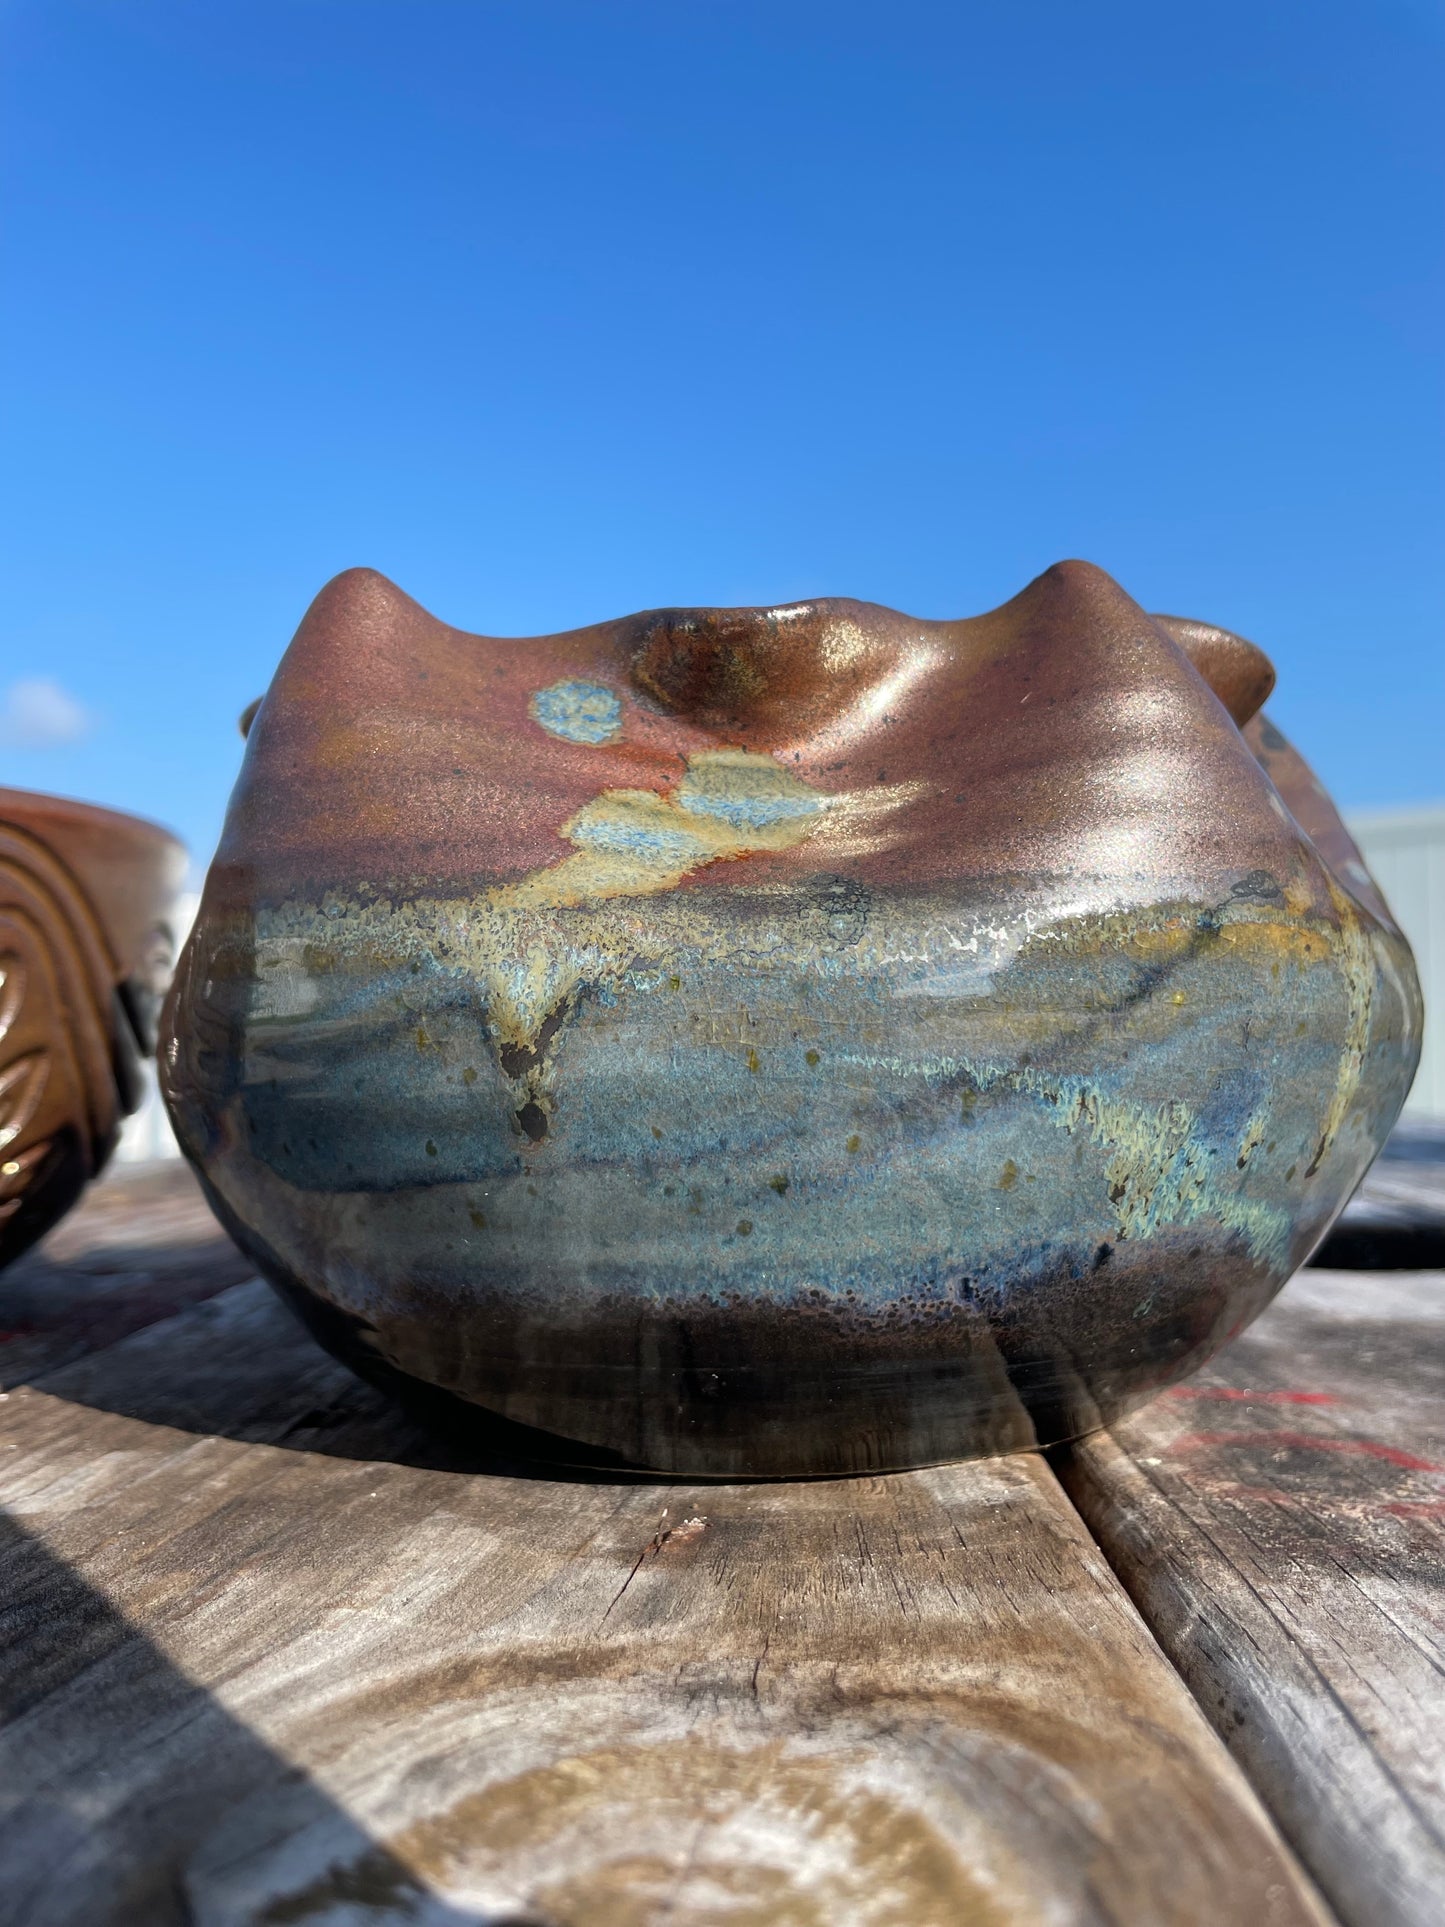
1152;614;1276;728
0;790;185;1268
161;562;1422;1475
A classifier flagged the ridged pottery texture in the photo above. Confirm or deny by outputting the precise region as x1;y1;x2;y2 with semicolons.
161;563;1421;1475
1;791;185;1269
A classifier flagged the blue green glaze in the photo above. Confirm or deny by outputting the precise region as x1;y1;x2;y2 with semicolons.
169;874;1416;1473
529;678;622;746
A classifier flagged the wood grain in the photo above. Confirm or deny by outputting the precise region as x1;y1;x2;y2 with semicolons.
1056;1264;1445;1927
0;1166;1329;1926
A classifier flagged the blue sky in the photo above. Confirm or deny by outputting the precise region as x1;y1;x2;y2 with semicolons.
2;0;1441;875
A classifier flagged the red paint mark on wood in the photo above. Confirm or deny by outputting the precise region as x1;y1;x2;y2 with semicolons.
1378;1500;1445;1520
1169;1430;1443;1474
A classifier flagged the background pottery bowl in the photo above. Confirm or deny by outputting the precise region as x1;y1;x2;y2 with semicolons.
1;790;185;1269
161;561;1421;1476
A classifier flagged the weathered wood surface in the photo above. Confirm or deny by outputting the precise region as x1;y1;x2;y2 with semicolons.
0;1160;253;1389
1057;1263;1445;1927
0;1165;1329;1927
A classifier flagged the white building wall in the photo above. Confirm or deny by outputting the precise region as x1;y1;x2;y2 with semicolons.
1347;805;1445;1121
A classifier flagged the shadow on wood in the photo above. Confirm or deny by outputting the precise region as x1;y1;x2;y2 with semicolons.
0;1161;634;1481
0;1509;499;1926
0;1162;688;1479
11;1264;673;1482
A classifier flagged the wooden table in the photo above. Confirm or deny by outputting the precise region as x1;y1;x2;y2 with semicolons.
2;1162;1441;1927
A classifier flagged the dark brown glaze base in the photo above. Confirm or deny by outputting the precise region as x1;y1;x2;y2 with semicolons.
195;1154;1284;1479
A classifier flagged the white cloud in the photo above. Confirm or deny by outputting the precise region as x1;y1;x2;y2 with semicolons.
0;678;95;750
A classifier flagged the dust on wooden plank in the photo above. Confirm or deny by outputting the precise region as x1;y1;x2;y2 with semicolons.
0;1174;1331;1925
1056;1264;1445;1927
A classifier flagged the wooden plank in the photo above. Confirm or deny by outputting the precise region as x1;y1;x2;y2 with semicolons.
0;1169;1329;1925
1056;1264;1445;1927
0;1160;253;1389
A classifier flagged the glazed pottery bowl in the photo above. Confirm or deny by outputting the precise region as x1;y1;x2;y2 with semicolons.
161;562;1421;1475
1;789;186;1268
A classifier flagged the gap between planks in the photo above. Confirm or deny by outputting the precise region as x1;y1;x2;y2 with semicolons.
1055;1263;1445;1927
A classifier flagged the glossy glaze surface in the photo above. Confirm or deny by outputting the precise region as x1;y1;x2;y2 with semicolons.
161;563;1421;1474
1;790;185;1268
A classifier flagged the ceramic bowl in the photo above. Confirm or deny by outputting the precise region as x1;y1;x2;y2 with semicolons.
1;789;185;1268
161;563;1420;1474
